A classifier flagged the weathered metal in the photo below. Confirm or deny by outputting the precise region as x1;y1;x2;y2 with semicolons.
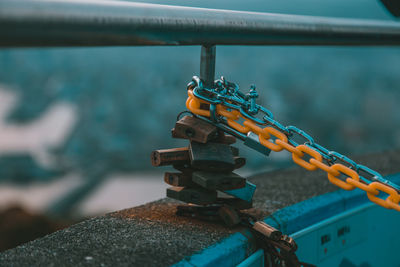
252;221;282;241
2;0;400;48
200;45;216;88
189;142;235;172
234;157;246;170
216;198;253;210
192;171;246;191
230;146;240;157
163;172;194;187
166;186;217;205
151;147;190;167
218;205;241;227
175;205;221;222
172;116;218;143
214;131;237;145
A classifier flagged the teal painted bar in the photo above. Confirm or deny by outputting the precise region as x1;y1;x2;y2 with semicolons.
172;173;400;266
236;249;264;267
172;230;256;267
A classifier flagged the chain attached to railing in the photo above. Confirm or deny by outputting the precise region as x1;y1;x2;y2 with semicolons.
240;214;315;267
185;76;400;212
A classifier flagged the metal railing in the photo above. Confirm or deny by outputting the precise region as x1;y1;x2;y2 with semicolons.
1;0;400;47
1;0;400;215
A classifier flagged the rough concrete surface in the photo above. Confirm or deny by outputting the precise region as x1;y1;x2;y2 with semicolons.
1;150;400;266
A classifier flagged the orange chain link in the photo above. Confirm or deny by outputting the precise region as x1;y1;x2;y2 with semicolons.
186;90;400;212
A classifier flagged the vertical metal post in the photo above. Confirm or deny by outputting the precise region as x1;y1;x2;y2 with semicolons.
200;45;216;88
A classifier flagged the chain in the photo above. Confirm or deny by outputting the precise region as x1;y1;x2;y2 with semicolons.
186;76;400;213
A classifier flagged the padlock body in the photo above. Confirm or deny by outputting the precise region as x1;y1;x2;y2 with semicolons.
189;141;235;172
192;171;246;191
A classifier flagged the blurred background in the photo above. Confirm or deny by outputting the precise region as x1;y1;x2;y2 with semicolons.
0;0;399;251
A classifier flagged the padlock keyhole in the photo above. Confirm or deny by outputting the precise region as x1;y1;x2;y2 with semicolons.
185;128;195;137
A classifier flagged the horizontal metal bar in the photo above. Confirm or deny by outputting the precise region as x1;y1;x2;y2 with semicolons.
1;0;400;47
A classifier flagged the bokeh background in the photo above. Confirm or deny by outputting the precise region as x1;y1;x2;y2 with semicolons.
0;0;399;250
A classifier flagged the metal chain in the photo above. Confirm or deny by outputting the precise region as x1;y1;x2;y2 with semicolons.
186;76;400;212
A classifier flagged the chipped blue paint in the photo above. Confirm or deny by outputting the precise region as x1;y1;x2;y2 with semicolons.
224;181;256;203
172;173;400;267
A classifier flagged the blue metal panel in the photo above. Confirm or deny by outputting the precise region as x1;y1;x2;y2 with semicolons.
172;173;400;267
236;249;264;267
292;203;400;266
264;173;400;234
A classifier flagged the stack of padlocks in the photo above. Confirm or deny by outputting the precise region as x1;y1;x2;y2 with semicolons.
151;114;309;266
151;115;256;226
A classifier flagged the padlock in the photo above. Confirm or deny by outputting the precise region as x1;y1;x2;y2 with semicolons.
218;205;241;227
172;115;218;143
189;141;235;172
166;186;217;205
171;128;186;139
223;181;256;203
172;163;193;173
216;197;253;210
212;130;236;145
253;221;282;241
230;146;239;157
192;171;246;191
164;172;194;187
244;131;271;156
176;205;220;222
151;147;190;166
233;157;246;169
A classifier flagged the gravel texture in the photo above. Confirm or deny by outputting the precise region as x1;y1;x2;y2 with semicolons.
1;150;400;266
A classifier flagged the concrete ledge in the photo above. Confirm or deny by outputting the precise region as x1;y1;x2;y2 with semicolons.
1;150;400;266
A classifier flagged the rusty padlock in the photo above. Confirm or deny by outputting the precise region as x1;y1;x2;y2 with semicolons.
166;186;217;205
218;205;241;227
230;146;239;157
216;197;253;210
172;164;194;173
176;205;220;222
233;157;246;169
151;147;190;166
189;141;235;172
192;171;246;191
212;130;237;145
172;115;218;143
164;172;194;187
